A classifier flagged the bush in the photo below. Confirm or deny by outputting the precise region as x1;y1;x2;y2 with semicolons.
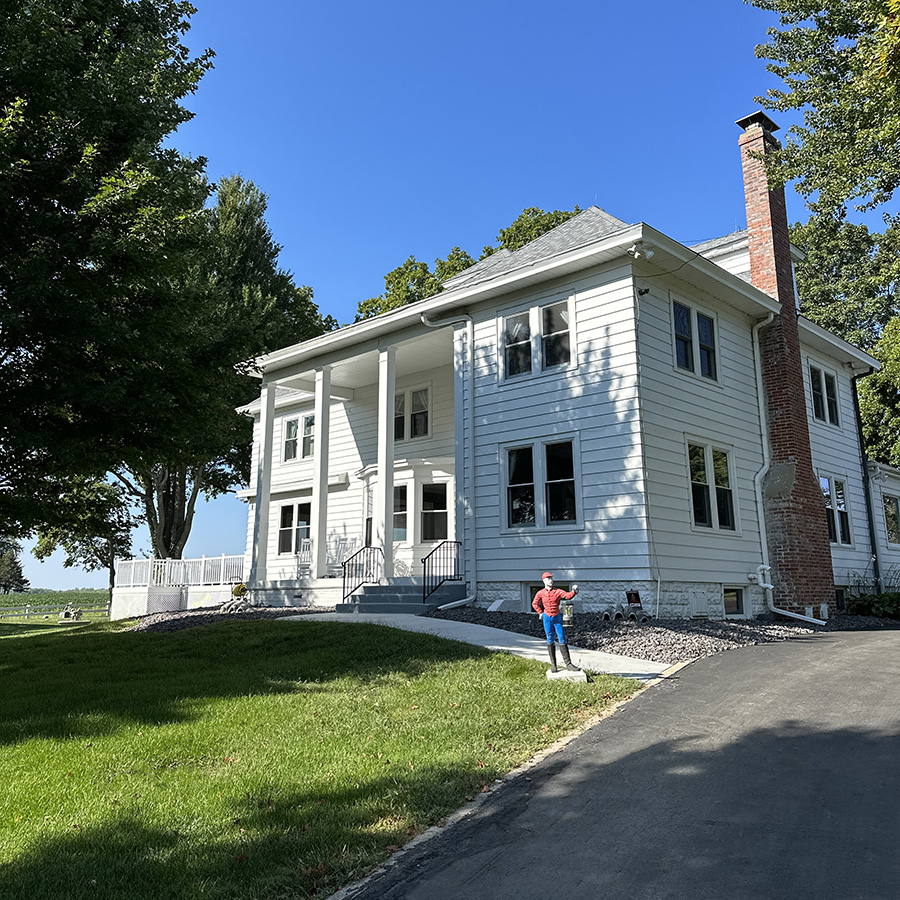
846;592;900;619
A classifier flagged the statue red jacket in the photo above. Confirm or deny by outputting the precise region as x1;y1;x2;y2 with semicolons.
532;587;576;617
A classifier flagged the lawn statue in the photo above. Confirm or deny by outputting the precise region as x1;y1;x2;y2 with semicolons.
58;603;83;621
532;572;582;674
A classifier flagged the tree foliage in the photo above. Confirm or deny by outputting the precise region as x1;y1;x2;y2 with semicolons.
113;175;334;558
33;478;137;596
0;0;213;532
0;547;29;594
792;214;900;349
751;0;900;212
354;207;580;321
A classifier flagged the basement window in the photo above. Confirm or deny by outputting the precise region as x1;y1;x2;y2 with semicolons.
723;588;744;616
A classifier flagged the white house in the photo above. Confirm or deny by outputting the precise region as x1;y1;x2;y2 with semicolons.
238;113;881;622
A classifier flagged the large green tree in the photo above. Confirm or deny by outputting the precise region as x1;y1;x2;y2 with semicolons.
354;207;580;321
750;0;900;212
113;176;334;558
33;477;137;598
0;0;213;532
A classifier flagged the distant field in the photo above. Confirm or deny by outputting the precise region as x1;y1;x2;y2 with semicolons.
0;589;109;609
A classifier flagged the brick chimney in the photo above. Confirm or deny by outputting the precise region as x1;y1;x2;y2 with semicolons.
737;111;834;617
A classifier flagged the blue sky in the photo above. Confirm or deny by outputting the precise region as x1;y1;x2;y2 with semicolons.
25;0;809;588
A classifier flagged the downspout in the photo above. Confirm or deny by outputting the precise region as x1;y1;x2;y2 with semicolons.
751;313;827;626
852;370;882;594
421;312;477;608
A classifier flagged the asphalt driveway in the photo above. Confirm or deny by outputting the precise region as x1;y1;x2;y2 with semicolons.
337;630;900;900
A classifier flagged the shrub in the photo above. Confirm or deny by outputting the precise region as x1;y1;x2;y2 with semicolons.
847;592;900;619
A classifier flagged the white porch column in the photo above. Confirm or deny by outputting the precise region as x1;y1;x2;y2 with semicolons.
249;380;276;585
310;366;332;579
375;347;396;579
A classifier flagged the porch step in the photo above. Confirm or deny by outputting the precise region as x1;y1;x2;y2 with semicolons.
335;579;467;614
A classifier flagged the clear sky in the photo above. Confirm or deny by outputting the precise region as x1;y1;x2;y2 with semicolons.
24;0;810;589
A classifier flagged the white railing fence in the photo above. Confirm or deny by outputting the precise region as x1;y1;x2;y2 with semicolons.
115;554;246;588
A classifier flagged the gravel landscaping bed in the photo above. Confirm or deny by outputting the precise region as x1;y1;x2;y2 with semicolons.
425;607;899;664
125;606;333;634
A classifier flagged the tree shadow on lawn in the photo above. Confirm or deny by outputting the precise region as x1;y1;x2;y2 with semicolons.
0;760;505;900
0;620;492;746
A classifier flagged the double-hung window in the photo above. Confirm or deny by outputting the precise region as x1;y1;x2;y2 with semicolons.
501;297;574;379
673;300;717;381
278;503;311;554
393;485;408;542
283;415;314;460
421;484;448;541
394;387;430;441
687;441;735;531
809;365;839;425
820;475;851;544
504;438;579;529
883;495;900;544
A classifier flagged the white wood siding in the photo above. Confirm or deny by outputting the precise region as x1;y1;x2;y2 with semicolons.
470;266;651;582
803;348;873;585
637;278;767;585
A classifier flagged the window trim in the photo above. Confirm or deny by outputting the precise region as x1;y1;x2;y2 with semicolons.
684;437;740;534
820;472;852;546
283;413;315;462
670;297;720;384
498;293;577;382
808;362;840;427
420;482;450;543
500;433;583;533
277;502;311;555
394;383;431;442
883;493;900;546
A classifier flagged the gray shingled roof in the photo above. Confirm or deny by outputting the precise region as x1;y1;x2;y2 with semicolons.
690;230;748;253
442;206;631;291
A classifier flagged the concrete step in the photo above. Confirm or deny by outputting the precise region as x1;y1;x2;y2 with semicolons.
334;601;440;615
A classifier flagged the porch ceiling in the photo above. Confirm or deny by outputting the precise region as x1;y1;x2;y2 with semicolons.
278;328;454;394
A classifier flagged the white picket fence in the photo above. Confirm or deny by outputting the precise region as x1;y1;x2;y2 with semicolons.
0;601;109;621
114;555;246;588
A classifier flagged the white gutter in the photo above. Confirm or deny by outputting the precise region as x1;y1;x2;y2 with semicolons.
421;312;477;609
750;313;827;626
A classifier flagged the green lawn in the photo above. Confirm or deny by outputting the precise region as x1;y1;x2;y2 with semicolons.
0;619;638;900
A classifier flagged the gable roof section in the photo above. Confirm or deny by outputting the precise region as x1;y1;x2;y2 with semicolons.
443;207;630;291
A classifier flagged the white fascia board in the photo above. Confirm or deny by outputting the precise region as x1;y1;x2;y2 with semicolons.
798;316;879;371
637;224;783;317
252;224;649;377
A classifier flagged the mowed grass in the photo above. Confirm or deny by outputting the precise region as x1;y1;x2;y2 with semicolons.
0;619;639;900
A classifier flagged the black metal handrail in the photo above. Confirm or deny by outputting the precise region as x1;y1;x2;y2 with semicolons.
421;541;462;603
342;546;384;600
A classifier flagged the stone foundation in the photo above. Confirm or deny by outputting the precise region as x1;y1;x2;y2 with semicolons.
474;580;768;619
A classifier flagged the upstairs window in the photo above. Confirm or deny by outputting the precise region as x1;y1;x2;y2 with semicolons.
673;301;717;381
301;415;315;457
283;419;299;461
809;365;839;425
820;475;851;544
501;297;574;380
284;415;314;460
394;387;430;441
688;442;735;531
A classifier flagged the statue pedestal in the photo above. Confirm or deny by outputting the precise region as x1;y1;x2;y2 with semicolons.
546;669;588;683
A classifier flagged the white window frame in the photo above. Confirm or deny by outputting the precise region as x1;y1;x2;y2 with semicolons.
498;294;576;382
684;437;739;534
277;502;311;555
394;384;431;442
500;434;582;532
883;493;900;546
808;362;840;427
820;472;852;546
670;296;720;383
420;482;450;543
301;414;315;458
393;482;409;544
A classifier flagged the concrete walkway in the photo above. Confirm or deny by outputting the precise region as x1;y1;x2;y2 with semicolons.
285;612;671;682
